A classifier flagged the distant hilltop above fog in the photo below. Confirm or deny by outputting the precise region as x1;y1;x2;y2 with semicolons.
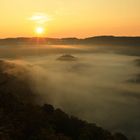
0;36;140;46
57;54;77;61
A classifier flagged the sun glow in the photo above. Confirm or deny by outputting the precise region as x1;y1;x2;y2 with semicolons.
35;27;44;35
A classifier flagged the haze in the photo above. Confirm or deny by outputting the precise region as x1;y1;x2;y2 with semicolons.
0;0;140;139
0;43;140;139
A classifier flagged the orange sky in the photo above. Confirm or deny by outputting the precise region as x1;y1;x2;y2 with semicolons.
0;0;140;38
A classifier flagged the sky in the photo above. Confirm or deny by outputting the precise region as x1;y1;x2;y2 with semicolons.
0;0;140;38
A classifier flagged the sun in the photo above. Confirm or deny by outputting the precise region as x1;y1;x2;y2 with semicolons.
35;27;44;35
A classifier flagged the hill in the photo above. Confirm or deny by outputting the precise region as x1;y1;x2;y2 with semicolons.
0;36;140;46
0;60;128;140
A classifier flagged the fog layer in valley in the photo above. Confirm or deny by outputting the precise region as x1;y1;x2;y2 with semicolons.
0;44;140;139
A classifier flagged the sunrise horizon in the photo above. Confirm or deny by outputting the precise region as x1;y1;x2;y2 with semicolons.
0;34;140;40
0;1;140;140
0;0;140;38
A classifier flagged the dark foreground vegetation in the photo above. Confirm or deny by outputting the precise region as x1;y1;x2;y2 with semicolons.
0;60;128;140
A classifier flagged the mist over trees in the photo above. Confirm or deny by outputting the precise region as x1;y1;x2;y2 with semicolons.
0;60;129;140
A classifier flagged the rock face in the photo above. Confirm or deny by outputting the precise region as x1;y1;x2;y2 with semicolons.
57;54;77;61
0;60;128;140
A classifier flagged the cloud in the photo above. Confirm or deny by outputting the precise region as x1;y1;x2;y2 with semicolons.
29;12;52;24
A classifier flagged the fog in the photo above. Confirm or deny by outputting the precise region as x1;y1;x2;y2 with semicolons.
0;44;140;139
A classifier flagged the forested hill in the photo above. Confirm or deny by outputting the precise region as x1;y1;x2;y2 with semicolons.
0;60;129;140
0;36;140;46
